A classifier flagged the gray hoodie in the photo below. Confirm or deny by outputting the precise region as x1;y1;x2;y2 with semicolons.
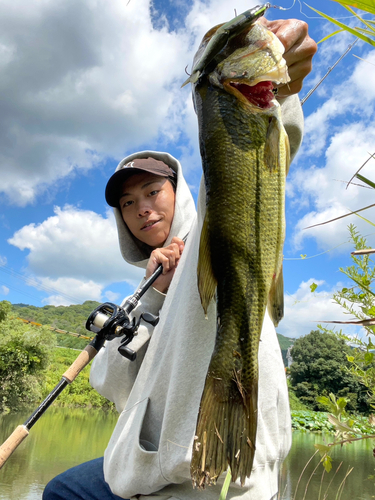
90;94;303;500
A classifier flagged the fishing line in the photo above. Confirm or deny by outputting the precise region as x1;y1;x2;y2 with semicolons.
283;240;351;261
271;0;373;21
270;0;296;12
0;263;86;304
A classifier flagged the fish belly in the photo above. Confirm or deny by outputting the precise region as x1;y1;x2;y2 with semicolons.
191;86;286;487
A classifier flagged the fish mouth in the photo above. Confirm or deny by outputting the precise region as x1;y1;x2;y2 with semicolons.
222;55;289;109
229;81;275;109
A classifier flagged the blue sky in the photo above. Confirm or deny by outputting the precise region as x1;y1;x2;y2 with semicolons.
1;0;375;339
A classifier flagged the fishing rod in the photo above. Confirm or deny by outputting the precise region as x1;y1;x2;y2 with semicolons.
0;264;163;469
301;39;358;106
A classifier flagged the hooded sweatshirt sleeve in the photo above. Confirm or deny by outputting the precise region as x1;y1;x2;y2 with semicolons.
279;93;303;162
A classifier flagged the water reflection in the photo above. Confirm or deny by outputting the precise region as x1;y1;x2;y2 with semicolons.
0;408;117;500
280;432;375;500
1;409;374;499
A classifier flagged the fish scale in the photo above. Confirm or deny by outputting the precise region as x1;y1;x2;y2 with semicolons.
190;20;290;488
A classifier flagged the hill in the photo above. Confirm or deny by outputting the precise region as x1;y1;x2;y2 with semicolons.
11;302;295;362
277;332;294;366
12;301;101;349
12;301;100;334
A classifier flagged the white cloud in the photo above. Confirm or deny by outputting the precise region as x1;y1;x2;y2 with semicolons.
0;255;7;266
0;285;9;296
0;0;192;206
104;290;121;303
40;278;102;306
291;121;375;250
300;50;375;157
7;205;144;304
289;48;375;251
278;278;354;339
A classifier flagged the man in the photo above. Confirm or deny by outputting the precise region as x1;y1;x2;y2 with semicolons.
43;17;317;500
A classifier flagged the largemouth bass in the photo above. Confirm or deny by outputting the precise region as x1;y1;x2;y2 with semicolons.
190;18;290;488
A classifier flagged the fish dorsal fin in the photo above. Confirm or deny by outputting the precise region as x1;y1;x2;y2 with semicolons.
267;265;284;326
197;213;217;315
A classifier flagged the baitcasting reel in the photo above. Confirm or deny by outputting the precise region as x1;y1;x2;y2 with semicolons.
86;302;159;361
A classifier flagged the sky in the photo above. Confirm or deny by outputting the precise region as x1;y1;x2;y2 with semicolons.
1;0;375;339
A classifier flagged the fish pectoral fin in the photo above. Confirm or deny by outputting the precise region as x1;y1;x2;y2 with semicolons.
267;266;284;326
197;214;217;315
264;116;283;172
285;131;291;176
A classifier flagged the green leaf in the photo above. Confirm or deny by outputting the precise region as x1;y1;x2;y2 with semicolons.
352;211;375;227
331;0;375;16
328;414;353;432
337;397;349;410
315;443;330;456
307;4;375;47
300;254;307;259
354;26;375;37
343;4;375;32
322;455;332;473
342;271;375;298
356;173;375;189
310;283;318;293
219;467;232;500
365;352;374;364
318;29;345;43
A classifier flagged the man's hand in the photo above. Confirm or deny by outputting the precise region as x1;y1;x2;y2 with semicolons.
145;237;185;293
259;18;318;98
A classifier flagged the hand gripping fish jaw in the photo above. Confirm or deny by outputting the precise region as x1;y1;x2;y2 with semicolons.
86;302;159;361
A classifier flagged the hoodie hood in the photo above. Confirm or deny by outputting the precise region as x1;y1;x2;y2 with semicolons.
111;151;196;269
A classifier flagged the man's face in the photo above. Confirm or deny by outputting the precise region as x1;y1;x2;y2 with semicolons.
119;172;176;248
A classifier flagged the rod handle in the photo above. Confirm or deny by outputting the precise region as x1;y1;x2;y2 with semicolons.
62;344;98;383
0;425;29;469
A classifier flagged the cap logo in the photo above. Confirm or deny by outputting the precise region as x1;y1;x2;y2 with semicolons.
125;161;135;168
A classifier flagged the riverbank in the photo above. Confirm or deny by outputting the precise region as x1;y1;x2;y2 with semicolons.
41;348;373;437
291;409;373;434
42;347;114;409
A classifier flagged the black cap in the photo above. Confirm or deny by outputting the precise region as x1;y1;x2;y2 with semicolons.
105;157;176;207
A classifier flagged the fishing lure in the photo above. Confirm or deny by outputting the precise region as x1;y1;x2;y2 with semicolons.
181;3;271;87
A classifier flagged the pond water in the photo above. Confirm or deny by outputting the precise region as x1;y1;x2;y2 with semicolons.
0;408;374;499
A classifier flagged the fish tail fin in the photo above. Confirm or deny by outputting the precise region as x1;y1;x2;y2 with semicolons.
181;70;201;88
191;374;258;488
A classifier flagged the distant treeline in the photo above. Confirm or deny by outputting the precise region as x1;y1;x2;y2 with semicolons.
11;301;100;349
11;301;294;362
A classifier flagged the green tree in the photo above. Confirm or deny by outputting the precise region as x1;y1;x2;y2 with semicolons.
12;300;100;337
0;300;11;322
0;300;56;413
319;225;375;406
290;329;369;412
